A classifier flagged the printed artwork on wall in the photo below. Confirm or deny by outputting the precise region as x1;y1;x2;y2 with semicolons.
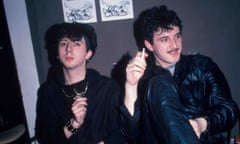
61;0;97;23
100;0;134;21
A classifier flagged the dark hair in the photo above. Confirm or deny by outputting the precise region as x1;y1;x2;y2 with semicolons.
134;5;182;51
45;22;97;65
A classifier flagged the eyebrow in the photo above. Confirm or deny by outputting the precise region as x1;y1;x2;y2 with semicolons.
154;33;168;39
176;32;182;35
60;38;69;41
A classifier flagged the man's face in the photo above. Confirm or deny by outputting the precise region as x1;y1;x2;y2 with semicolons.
58;37;92;70
145;26;182;68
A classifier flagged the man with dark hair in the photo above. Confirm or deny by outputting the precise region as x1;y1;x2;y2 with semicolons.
112;5;239;144
36;22;125;144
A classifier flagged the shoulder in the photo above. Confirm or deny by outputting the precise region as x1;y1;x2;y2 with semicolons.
38;81;52;94
36;80;57;108
183;53;212;62
39;79;58;91
87;69;120;102
111;53;132;85
37;78;61;100
181;53;215;68
87;68;119;89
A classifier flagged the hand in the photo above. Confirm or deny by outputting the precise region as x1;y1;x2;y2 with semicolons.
126;51;147;86
189;117;207;138
124;51;147;115
97;141;104;144
71;97;88;128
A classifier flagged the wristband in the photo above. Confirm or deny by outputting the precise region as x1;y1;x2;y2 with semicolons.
65;120;78;134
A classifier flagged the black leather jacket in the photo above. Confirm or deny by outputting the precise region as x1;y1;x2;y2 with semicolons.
112;53;239;144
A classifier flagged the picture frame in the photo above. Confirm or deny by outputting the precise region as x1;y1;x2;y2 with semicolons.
61;0;97;23
99;0;134;22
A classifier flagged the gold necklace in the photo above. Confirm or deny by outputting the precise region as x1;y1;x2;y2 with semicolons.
62;82;88;100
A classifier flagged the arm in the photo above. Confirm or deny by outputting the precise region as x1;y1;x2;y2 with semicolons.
145;76;200;144
203;61;239;134
35;85;68;144
64;97;87;138
113;51;147;140
186;57;239;139
124;51;147;115
103;81;126;144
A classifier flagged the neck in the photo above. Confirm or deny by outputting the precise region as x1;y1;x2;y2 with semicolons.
63;67;87;85
166;64;175;76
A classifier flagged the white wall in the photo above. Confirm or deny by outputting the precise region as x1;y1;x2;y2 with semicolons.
3;0;39;138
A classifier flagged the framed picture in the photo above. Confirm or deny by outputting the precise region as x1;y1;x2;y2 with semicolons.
99;0;134;22
61;0;97;23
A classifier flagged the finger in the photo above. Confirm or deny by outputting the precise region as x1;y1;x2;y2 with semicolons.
72;103;87;113
127;65;145;74
141;48;145;58
72;102;87;111
72;97;88;106
135;52;143;59
74;97;87;102
72;105;87;118
73;106;87;114
127;62;146;72
128;57;147;68
74;109;87;120
135;50;148;59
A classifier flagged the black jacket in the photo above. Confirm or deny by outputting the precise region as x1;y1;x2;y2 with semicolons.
112;53;239;144
36;67;125;144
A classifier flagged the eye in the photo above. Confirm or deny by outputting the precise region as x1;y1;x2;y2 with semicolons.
175;33;182;39
74;41;81;46
160;37;168;42
59;41;68;47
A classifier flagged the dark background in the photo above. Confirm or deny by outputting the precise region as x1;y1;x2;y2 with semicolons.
25;0;240;137
0;0;30;143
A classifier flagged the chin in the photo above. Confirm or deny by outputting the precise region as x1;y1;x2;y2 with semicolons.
175;54;181;62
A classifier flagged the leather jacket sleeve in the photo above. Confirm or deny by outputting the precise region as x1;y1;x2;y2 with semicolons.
118;102;141;140
112;53;142;140
201;61;240;134
145;75;201;144
176;54;240;142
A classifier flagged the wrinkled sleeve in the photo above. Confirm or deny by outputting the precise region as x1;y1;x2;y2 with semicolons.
103;81;126;144
145;76;201;144
204;61;240;134
35;85;68;144
111;53;141;141
118;100;141;141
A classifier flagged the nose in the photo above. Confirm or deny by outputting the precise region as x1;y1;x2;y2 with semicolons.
170;38;177;48
66;42;72;52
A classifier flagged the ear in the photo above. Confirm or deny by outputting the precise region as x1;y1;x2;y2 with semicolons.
144;40;153;51
85;50;93;60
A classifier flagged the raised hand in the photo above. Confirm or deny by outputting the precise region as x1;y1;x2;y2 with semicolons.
126;50;147;86
124;49;147;115
71;97;88;127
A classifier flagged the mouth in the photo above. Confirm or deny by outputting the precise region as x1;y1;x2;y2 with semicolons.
65;56;74;62
167;48;179;55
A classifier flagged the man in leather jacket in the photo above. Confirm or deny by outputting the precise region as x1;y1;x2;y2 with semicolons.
111;5;240;144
